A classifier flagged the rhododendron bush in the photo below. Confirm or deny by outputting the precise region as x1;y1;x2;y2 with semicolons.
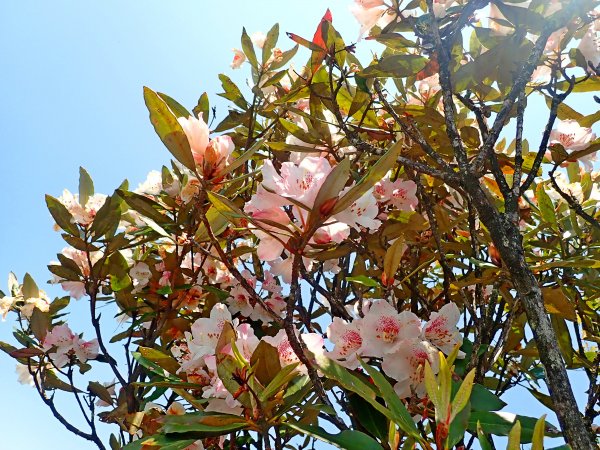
3;1;600;449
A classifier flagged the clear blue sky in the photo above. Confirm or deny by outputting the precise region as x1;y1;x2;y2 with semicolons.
0;1;594;449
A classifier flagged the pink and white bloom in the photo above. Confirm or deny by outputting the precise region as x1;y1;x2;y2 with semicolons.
382;338;440;398
422;303;463;356
262;329;324;373
550;120;596;152
251;31;267;48
360;300;421;357
57;189;107;226
42;324;98;368
262;157;333;207
350;1;395;39
326;318;364;369
186;303;234;359
130;261;152;293
374;176;418;211
178;114;210;164
227;284;255;317
230;48;246;69
333;187;381;230
578;20;600;68
20;295;50;319
50;247;101;299
549;120;597;170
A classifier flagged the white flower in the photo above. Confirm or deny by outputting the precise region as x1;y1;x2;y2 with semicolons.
326;318;363;369
360;300;421;357
230;48;246;69
382;338;440;398
422;303;464;356
250;31;267;49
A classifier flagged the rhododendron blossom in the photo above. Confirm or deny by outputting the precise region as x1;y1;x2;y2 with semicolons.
230;48;246;69
262;329;324;373
422;302;463;356
58;189;107;226
360;300;421;357
42;324;98;368
381;338;440;398
326;318;364;369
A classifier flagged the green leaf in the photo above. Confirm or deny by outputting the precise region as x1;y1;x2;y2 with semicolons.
90;195;121;240
241;27;258;68
507;420;521;450
332;141;403;215
194;207;229;242
259;362;300;401
469;383;506;411
138;347;180;375
360;54;428;78
192;92;210;122
451;369;475;421
536;183;557;227
348;394;389;442
284;423;383;450
22;273;40;299
30;307;49;341
122;435;197;450
249;340;281;387
359;359;420;438
78;167;94;208
477;421;494;450
117;190;173;227
88;381;113;406
531;415;546;450
218;74;247;110
46;194;80;236
160;412;247;435
157;92;191;118
143;86;196;172
468;412;560;443
262;23;279;64
345;275;379;288
308;157;350;227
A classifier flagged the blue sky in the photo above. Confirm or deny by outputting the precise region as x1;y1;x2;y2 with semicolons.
0;1;595;449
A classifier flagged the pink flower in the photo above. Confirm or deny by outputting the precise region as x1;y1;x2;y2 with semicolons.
350;3;395;39
203;135;235;176
550;119;595;151
178;114;210;164
326;318;363;369
57;189;107;226
422;303;463;356
186;303;234;359
42;324;98;368
227;285;254;317
374;177;418;211
262;329;324;373
360;300;421;357
333;187;381;230
264;157;333;208
382;338;440;398
312;222;350;245
578;21;600;68
230;48;246;69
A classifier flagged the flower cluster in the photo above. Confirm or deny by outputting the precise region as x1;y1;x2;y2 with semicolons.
42;324;99;369
172;303;323;414
177;114;235;178
327;301;462;398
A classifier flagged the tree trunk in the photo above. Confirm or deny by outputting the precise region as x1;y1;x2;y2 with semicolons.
465;181;596;449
